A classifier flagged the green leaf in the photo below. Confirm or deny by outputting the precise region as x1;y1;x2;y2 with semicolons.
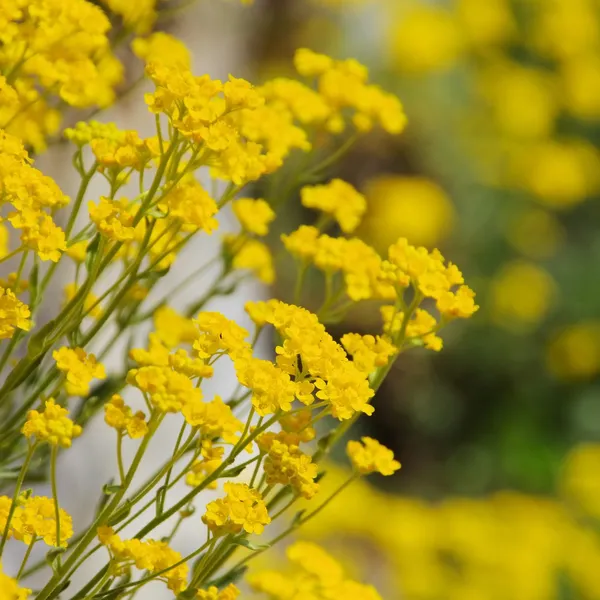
85;234;101;273
232;538;270;551
291;509;306;526
317;433;333;452
106;501;132;526
176;588;199;600
205;565;248;589
46;547;67;573
103;482;122;495
155;485;167;517
26;318;57;358
221;463;249;478
28;261;39;308
146;207;168;219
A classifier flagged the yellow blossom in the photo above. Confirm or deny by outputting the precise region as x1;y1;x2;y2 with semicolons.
53;347;106;396
0;287;31;339
9;496;73;547
22;399;82;448
0;563;30;600
98;527;188;593
202;482;270;535
347;436;400;476
232;198;275;236
104;395;148;439
301;179;367;233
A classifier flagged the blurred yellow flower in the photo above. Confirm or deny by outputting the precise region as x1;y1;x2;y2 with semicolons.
477;62;558;139
561;54;600;120
546;322;600;380
505;208;564;259
388;5;463;74
490;260;555;330
561;443;600;518
360;175;454;251
455;0;515;49
511;139;600;209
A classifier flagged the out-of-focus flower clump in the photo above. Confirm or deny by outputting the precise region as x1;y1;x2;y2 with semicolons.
299;442;600;599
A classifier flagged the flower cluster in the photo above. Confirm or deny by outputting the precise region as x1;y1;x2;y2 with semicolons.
346;437;401;476
249;540;382;599
0;495;73;547
0;563;30;600
104;395;148;439
0;0;122;150
203;482;271;535
258;431;320;499
0;131;68;264
22;399;82;448
0;286;31;340
53;347;106;396
300;179;367;233
98;526;188;593
186;441;224;489
196;584;240;600
0;10;481;599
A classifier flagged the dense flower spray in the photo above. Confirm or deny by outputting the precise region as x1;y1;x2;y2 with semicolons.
0;1;478;598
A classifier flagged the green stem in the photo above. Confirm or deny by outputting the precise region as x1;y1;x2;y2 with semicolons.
0;443;36;558
116;432;125;484
16;537;36;580
34;415;161;600
50;446;62;555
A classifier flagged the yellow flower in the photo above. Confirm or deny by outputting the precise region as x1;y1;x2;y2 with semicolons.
104;395;148;439
161;177;219;234
389;5;463;74
230;238;275;284
232;198;275;236
153;306;197;348
53;347;106;396
202;482;270;535
546;322;600;381
182;395;243;444
193;312;250;360
0;287;31;339
347;436;400;476
65;240;89;263
132;32;191;68
0;562;30;600
361;175;455;250
341;333;397;374
249;541;383;600
300;179;367;233
234;357;297;415
294;48;334;77
89;197;135;242
22;399;82;448
98;527;188;593
511;139;600;208
258;432;320;499
186;441;224;489
128;366;201;413
196;584;240;600
490;260;555;330
100;0;156;34
561;443;600;518
10;496;73;547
